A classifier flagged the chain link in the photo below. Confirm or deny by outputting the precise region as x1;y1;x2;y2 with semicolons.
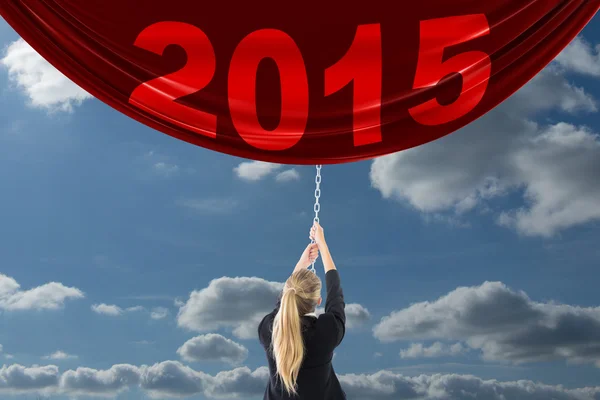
309;165;322;273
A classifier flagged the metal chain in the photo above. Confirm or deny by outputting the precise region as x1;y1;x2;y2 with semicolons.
309;165;322;274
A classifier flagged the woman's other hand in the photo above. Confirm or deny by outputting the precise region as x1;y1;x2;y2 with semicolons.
296;243;319;270
310;222;326;249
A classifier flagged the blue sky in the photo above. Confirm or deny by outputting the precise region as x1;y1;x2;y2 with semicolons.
0;15;600;400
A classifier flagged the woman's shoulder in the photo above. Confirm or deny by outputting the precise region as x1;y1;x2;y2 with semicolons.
315;311;337;325
258;313;275;344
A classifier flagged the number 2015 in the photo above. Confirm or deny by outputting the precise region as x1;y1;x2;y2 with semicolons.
128;15;491;151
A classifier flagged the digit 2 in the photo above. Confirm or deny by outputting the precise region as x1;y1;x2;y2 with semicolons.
129;21;218;138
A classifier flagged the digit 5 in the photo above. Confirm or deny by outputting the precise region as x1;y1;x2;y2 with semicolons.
129;22;217;138
409;15;491;126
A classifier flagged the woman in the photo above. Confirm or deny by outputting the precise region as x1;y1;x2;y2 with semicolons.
258;222;346;400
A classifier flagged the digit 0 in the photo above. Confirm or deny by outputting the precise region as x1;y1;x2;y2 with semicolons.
229;29;309;151
129;22;217;138
409;14;491;126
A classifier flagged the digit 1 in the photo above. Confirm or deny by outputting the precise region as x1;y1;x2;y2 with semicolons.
229;29;309;151
325;24;382;147
409;15;491;125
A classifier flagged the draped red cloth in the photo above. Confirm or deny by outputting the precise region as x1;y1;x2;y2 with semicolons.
1;1;598;164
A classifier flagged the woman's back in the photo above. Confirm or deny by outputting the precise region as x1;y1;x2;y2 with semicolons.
258;269;346;400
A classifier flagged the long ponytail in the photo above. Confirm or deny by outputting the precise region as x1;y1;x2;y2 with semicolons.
272;288;304;395
271;269;321;396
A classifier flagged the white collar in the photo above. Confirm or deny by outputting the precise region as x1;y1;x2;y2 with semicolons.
304;312;317;318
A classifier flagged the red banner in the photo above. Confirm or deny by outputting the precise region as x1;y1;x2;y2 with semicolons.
1;1;598;164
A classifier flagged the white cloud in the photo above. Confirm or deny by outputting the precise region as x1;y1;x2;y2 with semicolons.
56;361;269;399
203;366;269;399
234;161;281;181
150;307;169;320
174;297;185;307
496;123;600;236
275;169;300;182
317;303;371;329
0;274;84;311
400;342;468;359
59;364;141;396
177;334;248;365
555;36;600;77
1;362;600;399
141;361;269;399
177;276;370;339
4;354;14;360
0;364;60;394
370;62;599;237
91;303;123;316
232;314;266;340
373;281;600;368
345;303;371;328
138;361;206;398
42;351;77;361
177;276;283;340
0;344;2;352
0;362;261;398
92;303;170;320
339;370;600;400
1;38;92;112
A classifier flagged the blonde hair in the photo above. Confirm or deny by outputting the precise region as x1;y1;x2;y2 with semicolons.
271;269;321;396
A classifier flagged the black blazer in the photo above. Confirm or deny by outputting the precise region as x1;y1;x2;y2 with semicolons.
258;269;347;400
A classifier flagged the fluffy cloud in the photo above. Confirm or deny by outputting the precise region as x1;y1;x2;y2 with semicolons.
555;36;600;77
373;281;600;368
234;161;281;181
1;38;92;112
91;303;123;316
177;276;283;339
60;364;141;396
150;307;169;320
141;361;269;399
345;303;371;328
400;342;468;359
42;361;267;398
139;361;207;397
317;303;371;329
92;303;171;321
203;366;269;399
174;297;185;307
497;123;600;236
177;334;248;365
0;362;258;398
1;362;600;399
275;169;300;182
177;276;370;339
0;274;84;311
42;351;78;361
339;370;600;400
0;364;60;394
370;55;600;237
234;162;302;183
